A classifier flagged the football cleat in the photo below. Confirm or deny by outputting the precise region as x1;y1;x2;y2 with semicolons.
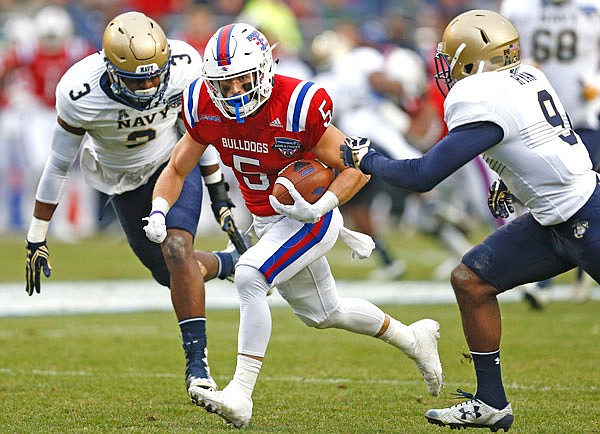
183;339;217;392
425;390;513;432
189;382;253;429
407;319;443;397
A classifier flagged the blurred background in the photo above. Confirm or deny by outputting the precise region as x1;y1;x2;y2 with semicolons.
0;0;595;302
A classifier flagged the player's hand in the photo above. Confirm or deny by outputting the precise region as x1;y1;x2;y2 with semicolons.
340;136;372;169
143;211;167;243
269;183;322;223
488;178;515;219
25;240;52;296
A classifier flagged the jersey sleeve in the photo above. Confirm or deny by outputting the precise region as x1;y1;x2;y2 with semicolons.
55;66;85;129
444;74;510;134
297;84;333;150
181;77;204;143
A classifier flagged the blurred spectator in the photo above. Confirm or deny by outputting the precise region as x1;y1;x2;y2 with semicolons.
171;4;217;54
0;5;96;238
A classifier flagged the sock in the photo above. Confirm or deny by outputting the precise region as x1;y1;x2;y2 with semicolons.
213;251;234;280
179;317;207;348
231;355;262;397
472;349;509;409
378;317;416;355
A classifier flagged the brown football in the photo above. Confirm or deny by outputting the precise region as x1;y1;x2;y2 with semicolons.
272;159;335;205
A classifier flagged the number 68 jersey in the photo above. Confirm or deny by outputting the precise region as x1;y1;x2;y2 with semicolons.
445;64;598;226
55;39;201;195
500;0;600;128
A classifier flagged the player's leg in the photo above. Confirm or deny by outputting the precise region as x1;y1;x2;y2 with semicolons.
426;213;573;430
111;165;234;393
189;210;343;426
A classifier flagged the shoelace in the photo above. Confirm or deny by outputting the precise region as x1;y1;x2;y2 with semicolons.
447;389;479;409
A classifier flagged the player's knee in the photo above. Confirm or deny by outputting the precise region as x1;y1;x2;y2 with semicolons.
161;233;189;265
450;263;493;300
235;264;270;302
450;263;472;293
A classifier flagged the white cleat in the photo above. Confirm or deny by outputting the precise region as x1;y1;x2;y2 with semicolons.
189;382;253;429
425;392;513;432
407;319;443;396
187;376;217;392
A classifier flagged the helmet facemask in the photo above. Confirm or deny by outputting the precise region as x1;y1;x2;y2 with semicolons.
202;24;277;123
105;57;171;109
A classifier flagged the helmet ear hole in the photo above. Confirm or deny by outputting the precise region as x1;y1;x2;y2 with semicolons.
464;64;474;74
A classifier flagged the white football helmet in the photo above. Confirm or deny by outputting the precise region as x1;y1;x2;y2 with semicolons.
102;12;170;110
202;23;276;122
34;5;74;52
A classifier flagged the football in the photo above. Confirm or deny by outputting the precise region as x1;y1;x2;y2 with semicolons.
272;159;335;205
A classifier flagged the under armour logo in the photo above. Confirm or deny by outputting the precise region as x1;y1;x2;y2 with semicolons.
459;404;481;420
495;357;500;365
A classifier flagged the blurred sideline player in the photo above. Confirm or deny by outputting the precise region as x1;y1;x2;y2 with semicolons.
24;12;248;397
144;23;443;428
342;9;600;430
501;0;600;303
0;6;94;238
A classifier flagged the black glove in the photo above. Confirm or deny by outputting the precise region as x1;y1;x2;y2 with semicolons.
206;177;250;254
206;178;236;223
25;240;52;296
488;179;515;219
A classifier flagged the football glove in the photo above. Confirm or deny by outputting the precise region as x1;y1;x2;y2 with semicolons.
206;178;249;254
488;178;515;219
143;211;167;243
340;136;372;169
269;179;338;223
25;240;52;296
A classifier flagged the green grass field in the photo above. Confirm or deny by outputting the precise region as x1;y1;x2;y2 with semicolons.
1;232;598;432
0;302;598;433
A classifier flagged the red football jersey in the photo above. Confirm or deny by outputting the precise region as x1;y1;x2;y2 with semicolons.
183;74;333;216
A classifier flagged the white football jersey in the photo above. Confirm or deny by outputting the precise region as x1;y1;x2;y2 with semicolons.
55;39;202;195
501;0;600;127
445;64;597;225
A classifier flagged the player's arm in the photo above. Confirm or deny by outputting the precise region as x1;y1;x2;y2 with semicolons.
144;132;207;243
312;124;369;206
25;116;85;296
342;121;504;192
269;125;370;223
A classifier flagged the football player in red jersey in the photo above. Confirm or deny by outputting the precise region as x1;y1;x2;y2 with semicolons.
144;23;443;428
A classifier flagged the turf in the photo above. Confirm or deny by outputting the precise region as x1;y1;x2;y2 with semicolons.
1;302;599;433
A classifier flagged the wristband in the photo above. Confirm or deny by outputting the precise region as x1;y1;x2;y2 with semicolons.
151;197;170;215
314;190;339;216
203;169;222;185
27;217;50;243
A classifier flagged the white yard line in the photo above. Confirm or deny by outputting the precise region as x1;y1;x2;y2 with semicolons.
0;279;597;317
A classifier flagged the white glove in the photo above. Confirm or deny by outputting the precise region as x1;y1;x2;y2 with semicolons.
269;178;338;223
143;211;167;243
